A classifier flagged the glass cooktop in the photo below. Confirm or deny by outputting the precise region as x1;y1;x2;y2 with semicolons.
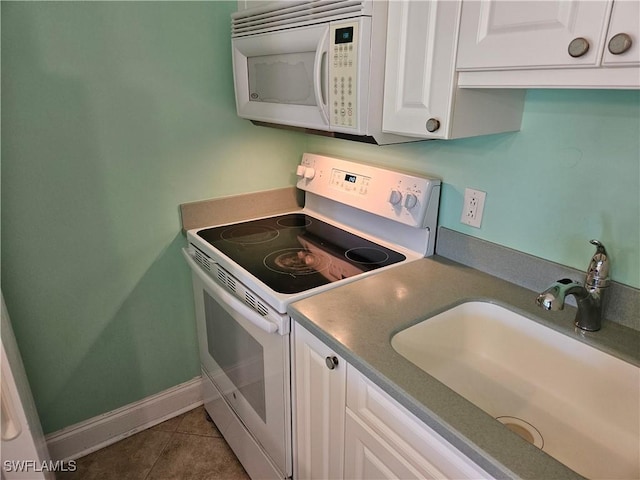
196;213;406;294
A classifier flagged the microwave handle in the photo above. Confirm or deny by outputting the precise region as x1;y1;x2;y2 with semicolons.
182;248;279;334
314;27;330;126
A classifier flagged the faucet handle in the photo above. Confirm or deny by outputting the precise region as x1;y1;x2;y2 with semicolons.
586;239;610;289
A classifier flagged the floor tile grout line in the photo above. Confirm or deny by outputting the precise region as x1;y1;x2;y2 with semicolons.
175;431;222;439
142;407;216;479
144;429;179;480
143;431;221;480
144;410;190;480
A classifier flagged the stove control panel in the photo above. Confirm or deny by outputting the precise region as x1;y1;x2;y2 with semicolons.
296;153;441;229
329;168;371;195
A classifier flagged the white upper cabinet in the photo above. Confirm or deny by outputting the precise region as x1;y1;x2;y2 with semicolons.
382;0;526;139
602;0;640;67
382;0;458;138
456;0;640;88
457;1;611;69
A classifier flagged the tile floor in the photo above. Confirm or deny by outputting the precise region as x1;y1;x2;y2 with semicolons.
57;406;249;480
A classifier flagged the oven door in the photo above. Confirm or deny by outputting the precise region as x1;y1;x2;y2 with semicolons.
183;249;292;478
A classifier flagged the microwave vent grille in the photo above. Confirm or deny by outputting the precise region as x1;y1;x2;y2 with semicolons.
232;0;367;37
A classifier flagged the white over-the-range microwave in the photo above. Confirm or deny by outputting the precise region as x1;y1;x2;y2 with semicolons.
231;0;409;145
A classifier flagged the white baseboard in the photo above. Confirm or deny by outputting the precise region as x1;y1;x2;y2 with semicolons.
45;376;203;462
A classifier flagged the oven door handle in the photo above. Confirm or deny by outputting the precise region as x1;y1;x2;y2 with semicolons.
182;248;279;334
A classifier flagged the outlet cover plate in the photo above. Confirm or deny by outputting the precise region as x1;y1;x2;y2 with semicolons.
461;188;486;228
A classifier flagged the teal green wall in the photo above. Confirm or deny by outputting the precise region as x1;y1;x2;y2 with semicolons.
1;1;305;434
1;1;638;437
307;89;640;289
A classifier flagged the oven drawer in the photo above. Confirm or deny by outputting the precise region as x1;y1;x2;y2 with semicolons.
201;368;285;480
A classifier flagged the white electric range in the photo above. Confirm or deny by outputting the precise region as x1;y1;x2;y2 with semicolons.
183;153;441;479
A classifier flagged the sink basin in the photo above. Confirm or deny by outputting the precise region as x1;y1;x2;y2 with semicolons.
391;301;639;479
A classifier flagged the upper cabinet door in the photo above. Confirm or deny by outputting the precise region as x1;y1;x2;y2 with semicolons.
457;0;612;70
602;0;640;66
382;0;460;139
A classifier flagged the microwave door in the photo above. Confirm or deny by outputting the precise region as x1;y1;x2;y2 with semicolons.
232;24;331;130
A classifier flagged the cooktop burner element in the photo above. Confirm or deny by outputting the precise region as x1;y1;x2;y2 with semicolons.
220;225;279;245
196;213;406;294
345;247;390;265
265;248;331;276
276;216;312;228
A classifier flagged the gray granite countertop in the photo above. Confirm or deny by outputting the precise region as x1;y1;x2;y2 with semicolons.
287;255;640;480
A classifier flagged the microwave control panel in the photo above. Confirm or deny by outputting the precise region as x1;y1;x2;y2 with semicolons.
330;22;358;130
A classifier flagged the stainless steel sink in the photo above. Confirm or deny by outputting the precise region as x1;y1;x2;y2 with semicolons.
391;301;639;479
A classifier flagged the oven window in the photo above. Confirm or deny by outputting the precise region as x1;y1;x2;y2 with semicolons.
203;292;267;422
247;52;317;105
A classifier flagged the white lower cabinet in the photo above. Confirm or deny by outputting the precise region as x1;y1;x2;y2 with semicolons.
292;322;346;480
293;321;493;480
345;411;427;479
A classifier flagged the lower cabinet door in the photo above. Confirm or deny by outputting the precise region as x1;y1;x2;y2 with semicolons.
345;366;493;480
345;409;445;479
292;322;346;480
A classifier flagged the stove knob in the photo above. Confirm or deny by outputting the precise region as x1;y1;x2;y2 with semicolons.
304;167;316;180
296;165;306;177
389;190;403;205
404;193;418;210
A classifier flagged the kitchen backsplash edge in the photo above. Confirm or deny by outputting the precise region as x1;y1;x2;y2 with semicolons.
180;186;304;233
436;227;639;331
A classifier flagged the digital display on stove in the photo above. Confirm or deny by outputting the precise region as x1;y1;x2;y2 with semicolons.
331;168;370;195
345;174;357;183
196;214;406;294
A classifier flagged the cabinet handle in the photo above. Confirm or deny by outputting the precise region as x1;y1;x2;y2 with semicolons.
608;33;633;55
426;118;440;133
568;37;590;58
325;356;339;370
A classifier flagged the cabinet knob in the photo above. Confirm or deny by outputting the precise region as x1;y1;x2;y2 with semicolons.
608;33;633;55
568;37;590;58
325;356;339;370
426;118;440;133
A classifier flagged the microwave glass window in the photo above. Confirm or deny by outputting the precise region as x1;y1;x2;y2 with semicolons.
248;52;316;106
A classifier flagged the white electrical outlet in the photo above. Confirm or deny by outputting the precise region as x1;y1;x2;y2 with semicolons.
460;188;486;228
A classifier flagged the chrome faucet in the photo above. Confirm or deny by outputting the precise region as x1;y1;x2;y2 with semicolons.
536;240;610;331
